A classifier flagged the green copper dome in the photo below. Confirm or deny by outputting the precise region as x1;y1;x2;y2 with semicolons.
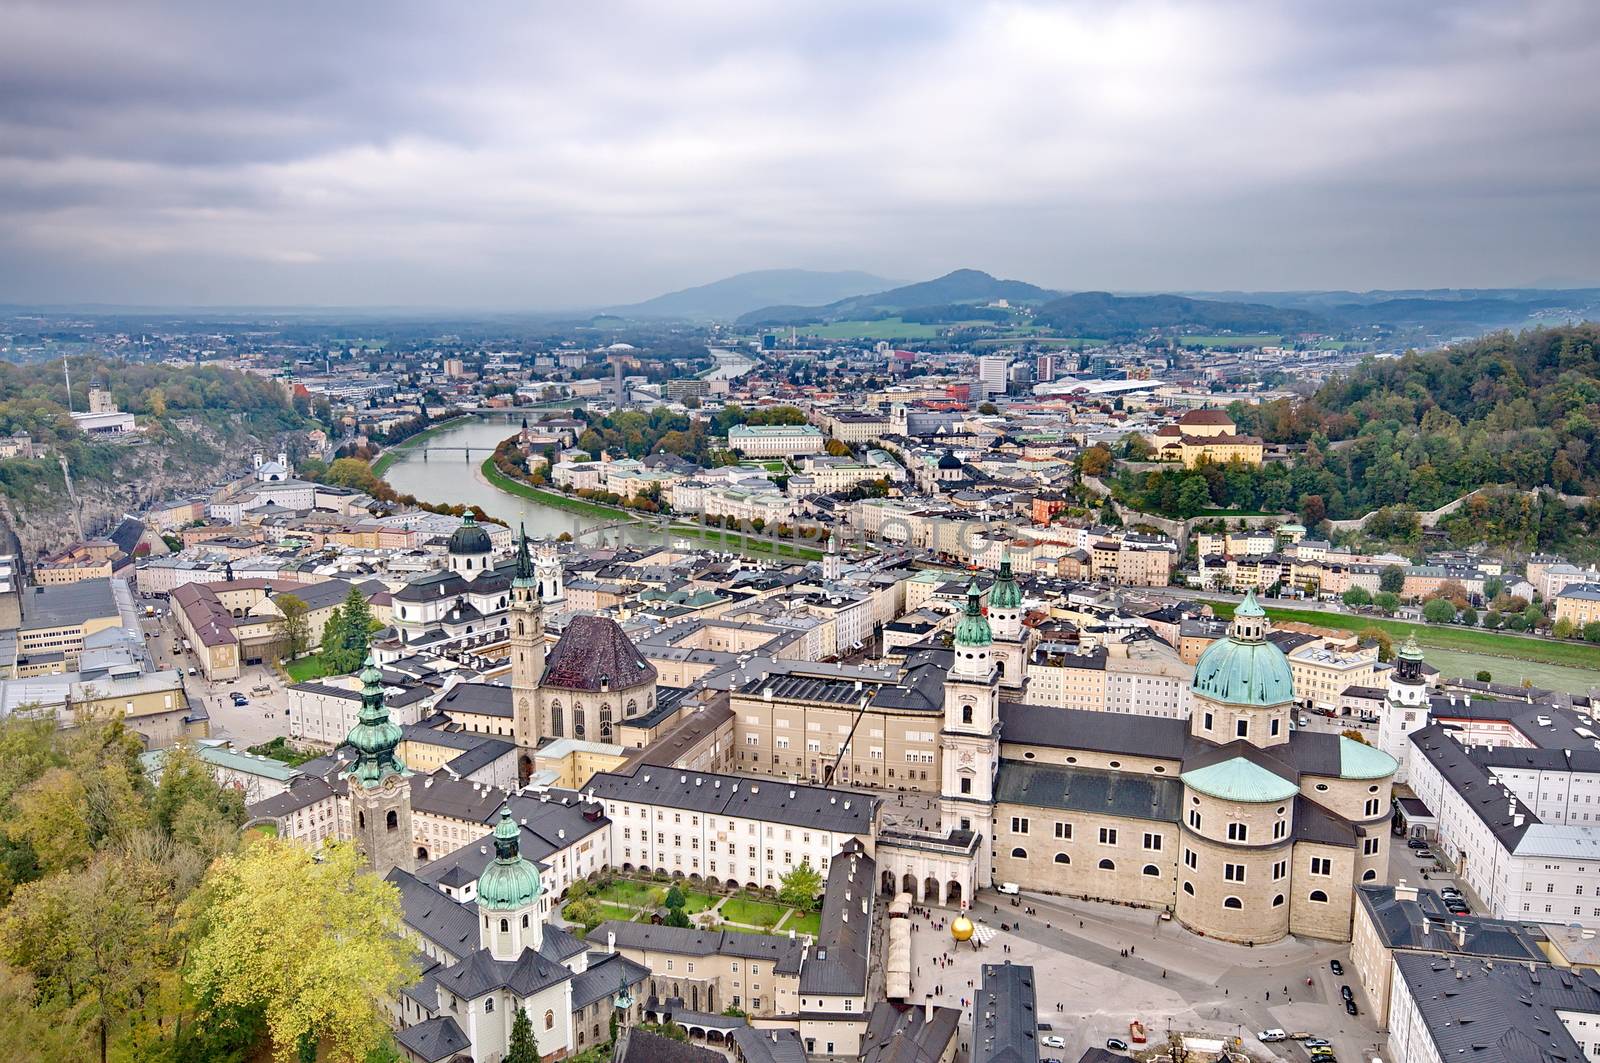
990;552;1022;610
477;806;543;911
346;652;407;788
1190;591;1293;707
953;581;992;648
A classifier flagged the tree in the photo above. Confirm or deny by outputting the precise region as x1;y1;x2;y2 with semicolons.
778;861;823;911
321;588;375;675
506;1007;539;1063
977;402;999;415
1080;445;1114;477
1523;603;1544;630
1554;617;1576;639
662;907;692;928
1175;478;1212;519
1484;577;1505;601
1299;493;1327;527
1341;729;1370;745
1341;587;1372;608
1357;627;1394;662
273;593;311;662
1423;598;1457;624
1373;591;1400;614
187;840;416;1063
563;898;603;930
1483;610;1504;630
1584;621;1600;644
663;885;686;911
1379;566;1406;594
824;438;852;457
1458;606;1478;627
1476;670;1493;682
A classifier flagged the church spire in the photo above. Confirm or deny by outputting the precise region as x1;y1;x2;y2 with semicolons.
513;522;535;586
953;581;992;649
346;653;406;788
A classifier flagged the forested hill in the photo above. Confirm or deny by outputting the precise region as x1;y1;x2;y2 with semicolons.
1117;326;1600;553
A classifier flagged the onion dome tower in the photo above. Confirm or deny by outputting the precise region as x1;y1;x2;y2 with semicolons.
477;805;545;958
446;512;493;581
345;653;414;875
1188;590;1294;748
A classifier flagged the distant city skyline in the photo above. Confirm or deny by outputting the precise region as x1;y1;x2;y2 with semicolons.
2;1;1597;308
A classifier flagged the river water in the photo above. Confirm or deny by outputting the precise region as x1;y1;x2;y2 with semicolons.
382;417;654;545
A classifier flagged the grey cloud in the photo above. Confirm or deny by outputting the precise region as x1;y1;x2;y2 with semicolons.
0;0;1597;306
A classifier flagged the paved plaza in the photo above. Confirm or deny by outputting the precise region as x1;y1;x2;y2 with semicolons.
903;887;1387;1062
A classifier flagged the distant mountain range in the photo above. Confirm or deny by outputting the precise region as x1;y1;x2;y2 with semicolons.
736;269;1056;326
601;269;898;321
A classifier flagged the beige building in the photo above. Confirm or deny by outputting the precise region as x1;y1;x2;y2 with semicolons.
1554;584;1600;628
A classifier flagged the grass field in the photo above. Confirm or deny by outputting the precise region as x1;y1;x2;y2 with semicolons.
593;879;663;907
720;895;787;928
371;415;472;476
1178;334;1282;348
1209;601;1600;671
284;655;330;682
664;525;824;561
779;910;822;938
1416;646;1600;695
481;459;636;519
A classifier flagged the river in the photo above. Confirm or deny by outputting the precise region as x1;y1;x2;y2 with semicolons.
381;416;657;546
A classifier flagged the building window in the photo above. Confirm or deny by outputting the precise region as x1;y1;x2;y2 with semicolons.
545;1010;555;1030
1011;817;1029;834
485;998;494;1013
1099;827;1117;845
1272;820;1287;840
1011;847;1027;859
960;778;971;794
1183;881;1195;895
1054;853;1069;864
1235;718;1249;738
962;705;973;724
1184;849;1198;870
1142;864;1160;877
1364;798;1380;817
1272;894;1285;907
1226;822;1247;842
1223;896;1242;909
1188;810;1202;830
1310;857;1331;876
1055;822;1071;839
1203;712;1213;730
386;810;398;831
1098;858;1115;871
1143;833;1162;851
1224;863;1245;883
1309;890;1328;903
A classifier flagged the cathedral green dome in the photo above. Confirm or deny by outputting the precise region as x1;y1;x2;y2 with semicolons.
477;806;543;912
1190;591;1294;707
990;553;1022;610
447;512;492;556
953;581;992;648
346;653;406;788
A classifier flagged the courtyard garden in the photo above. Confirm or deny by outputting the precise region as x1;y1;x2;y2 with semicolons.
560;868;823;939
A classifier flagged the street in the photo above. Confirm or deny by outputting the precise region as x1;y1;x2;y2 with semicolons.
138;603;295;749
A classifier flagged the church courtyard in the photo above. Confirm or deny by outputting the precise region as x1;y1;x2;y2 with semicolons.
564;876;823;936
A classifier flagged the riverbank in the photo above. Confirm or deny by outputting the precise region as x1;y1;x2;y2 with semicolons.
1208;600;1600;672
371;415;475;477
478;458;823;560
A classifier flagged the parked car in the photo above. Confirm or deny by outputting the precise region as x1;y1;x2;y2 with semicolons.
1407;838;1428;849
230;692;249;706
1105;1037;1129;1051
1259;1029;1287;1042
1041;1035;1066;1049
1305;1039;1332;1048
1440;887;1463;898
1416;848;1434;859
996;882;1020;895
1340;985;1354;1002
1330;959;1344;975
1345;998;1359;1016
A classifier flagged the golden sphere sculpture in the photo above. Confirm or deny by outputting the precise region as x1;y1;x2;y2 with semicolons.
950;915;975;942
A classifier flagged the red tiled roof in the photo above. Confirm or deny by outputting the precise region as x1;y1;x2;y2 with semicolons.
541;615;657;692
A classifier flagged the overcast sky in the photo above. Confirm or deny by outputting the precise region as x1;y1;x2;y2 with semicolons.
2;0;1597;308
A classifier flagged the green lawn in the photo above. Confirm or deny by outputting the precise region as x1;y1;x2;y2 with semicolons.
780;910;821;938
481;459;638;520
582;902;639;924
1208;601;1600;670
593;879;664;908
284;655;330;682
663;525;823;561
720;896;787;928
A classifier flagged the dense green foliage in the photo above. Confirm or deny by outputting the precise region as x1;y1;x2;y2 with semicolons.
1117;327;1600;552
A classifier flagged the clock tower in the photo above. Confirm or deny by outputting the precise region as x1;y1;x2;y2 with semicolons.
940;582;1001;888
510;524;546;763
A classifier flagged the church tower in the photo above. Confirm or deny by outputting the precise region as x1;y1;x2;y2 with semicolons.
940;582;1001;889
477;805;546;959
1378;634;1431;782
536;540;564;605
510;525;546;760
345;653;414;877
822;531;842;583
986;549;1028;690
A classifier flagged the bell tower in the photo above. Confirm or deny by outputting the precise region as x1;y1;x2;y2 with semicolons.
345;653;414;877
1378;634;1431;783
510;525;545;757
940;582;1000;887
477;805;545;959
536;540;564;605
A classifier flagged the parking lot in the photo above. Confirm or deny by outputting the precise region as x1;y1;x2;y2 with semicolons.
139;603;294;749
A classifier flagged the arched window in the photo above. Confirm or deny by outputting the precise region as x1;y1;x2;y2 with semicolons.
517;620;524;636
1309;889;1328;903
600;703;613;739
1362;869;1377;881
1142;864;1160;877
962;705;973;724
545;1010;555;1030
1272;894;1285;907
627;699;638;718
1011;847;1027;859
1183;881;1195;895
1054;853;1069;865
1098;859;1115;871
1223;896;1242;909
358;811;365;829
386;810;398;831
550;701;564;737
500;919;509;932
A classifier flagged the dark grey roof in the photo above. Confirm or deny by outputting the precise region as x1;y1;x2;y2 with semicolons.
973;962;1038;1063
585;766;878;835
730;1025;808;1063
1292;794;1357;849
994;761;1182;824
999;703;1188;759
596;921;805;975
569;951;649;1010
1356;886;1543;960
800;842;875;996
1393;951;1600;1063
393;1016;469;1063
433;946;572;1000
538;923;588;965
1410;725;1536;848
436;681;514;718
859;1002;962;1063
247;775;335;819
615;1027;722;1063
19;579;117;630
385;868;480;961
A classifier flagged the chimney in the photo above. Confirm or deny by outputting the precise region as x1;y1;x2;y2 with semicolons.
925;999;935;1024
607;930;617;954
